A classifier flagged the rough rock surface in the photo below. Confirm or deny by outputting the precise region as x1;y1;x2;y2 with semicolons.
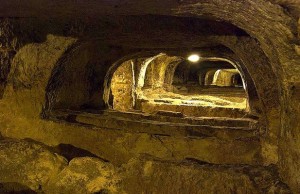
9;34;76;91
0;19;17;98
0;139;67;191
111;60;134;111
121;157;292;194
45;157;122;194
0;138;292;194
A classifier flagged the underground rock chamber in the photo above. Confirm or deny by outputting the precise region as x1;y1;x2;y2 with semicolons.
108;53;248;116
0;0;299;193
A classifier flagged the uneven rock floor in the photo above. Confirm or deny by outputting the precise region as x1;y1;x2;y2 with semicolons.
0;138;292;194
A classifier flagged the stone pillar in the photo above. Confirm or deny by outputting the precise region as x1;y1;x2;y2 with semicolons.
111;60;134;111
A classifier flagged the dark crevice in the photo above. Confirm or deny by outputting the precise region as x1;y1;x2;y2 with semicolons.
53;143;109;162
93;189;109;194
184;157;210;165
22;138;110;162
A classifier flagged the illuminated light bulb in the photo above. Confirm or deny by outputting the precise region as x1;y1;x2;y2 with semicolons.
187;54;200;62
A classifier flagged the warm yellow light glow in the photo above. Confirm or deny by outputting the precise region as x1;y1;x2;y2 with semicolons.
187;54;200;62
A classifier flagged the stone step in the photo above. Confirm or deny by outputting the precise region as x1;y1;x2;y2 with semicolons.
48;110;262;165
89;109;258;129
52;110;260;140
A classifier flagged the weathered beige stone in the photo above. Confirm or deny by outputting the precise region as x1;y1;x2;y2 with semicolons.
0;139;67;191
111;60;134;111
121;157;291;194
212;69;240;87
45;157;122;194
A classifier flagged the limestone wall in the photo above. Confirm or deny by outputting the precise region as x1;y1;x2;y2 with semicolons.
111;60;134;111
